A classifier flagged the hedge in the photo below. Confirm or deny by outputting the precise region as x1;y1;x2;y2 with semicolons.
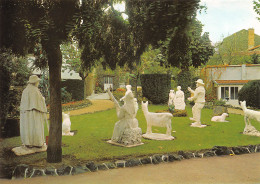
238;80;260;109
61;79;84;101
140;74;171;104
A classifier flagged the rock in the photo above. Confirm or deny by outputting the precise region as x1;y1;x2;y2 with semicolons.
63;166;73;175
97;164;108;170
255;144;260;152
45;168;58;176
72;167;87;175
168;154;182;162
12;164;29;179
213;106;227;116
30;169;45;178
194;152;203;158
115;160;126;168
211;146;231;156
151;154;163;164
125;159;141;167
247;145;256;153
178;151;194;159
203;151;216;157
140;157;152;165
86;161;98;172
104;162;116;169
232;146;250;155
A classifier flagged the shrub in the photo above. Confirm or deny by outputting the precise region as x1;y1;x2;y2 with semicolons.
61;79;84;101
213;99;226;106
140;74;171;104
238;80;260;108
176;70;192;98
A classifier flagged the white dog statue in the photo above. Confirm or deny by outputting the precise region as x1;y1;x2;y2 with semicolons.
240;101;260;137
62;112;74;136
211;113;229;122
142;101;174;140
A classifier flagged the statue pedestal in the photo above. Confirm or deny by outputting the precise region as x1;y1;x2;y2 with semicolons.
190;122;207;128
12;144;47;156
243;124;260;137
107;140;144;147
142;133;175;140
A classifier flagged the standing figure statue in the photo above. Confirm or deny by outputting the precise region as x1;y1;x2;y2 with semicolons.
20;75;48;148
108;85;143;147
168;90;175;106
188;79;206;128
174;86;186;110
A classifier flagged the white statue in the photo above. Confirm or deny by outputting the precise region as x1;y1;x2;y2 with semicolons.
188;79;206;128
142;101;174;140
12;75;48;155
174;86;186;110
240;101;260;136
62;112;74;136
211;113;229;122
107;85;143;147
168;90;175;106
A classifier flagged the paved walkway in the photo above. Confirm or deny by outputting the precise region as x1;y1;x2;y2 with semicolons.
1;153;260;184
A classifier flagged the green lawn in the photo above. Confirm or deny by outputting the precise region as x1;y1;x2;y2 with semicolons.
2;105;260;165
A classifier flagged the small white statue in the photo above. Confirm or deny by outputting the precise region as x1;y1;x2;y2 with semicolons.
168;90;175;106
107;85;143;147
188;79;206;128
142;101;174;140
174;86;186;110
240;101;260;136
211;113;229;122
62;112;74;136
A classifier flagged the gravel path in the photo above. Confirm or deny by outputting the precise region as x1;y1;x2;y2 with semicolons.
64;99;115;116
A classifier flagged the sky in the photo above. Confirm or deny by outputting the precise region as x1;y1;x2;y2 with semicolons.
197;0;260;44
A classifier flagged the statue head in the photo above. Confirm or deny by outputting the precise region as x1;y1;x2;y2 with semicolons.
126;85;132;91
28;75;41;87
177;86;181;91
195;79;204;87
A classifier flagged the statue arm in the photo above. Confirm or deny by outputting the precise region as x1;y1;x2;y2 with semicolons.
108;89;121;116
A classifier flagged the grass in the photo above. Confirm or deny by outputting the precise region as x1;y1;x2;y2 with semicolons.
1;104;260;167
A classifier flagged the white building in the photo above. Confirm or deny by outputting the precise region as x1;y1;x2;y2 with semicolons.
204;64;260;107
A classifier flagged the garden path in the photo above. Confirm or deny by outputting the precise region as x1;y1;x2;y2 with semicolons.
65;99;115;116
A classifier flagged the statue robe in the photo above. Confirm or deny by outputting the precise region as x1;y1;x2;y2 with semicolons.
20;84;47;147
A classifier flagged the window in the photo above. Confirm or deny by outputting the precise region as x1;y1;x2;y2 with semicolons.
104;76;113;84
230;87;238;100
221;86;239;100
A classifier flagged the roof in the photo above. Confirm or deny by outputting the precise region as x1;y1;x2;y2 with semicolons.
248;45;260;51
214;80;249;85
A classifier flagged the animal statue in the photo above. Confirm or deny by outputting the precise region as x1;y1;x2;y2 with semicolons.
62;112;73;136
211;113;229;122
240;101;260;126
142;101;173;136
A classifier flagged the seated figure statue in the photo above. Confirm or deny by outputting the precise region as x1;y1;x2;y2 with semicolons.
174;86;186;110
108;85;143;147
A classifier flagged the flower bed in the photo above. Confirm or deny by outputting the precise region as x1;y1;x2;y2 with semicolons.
47;100;92;112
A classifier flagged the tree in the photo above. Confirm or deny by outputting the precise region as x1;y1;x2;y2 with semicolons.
0;0;79;163
254;0;260;21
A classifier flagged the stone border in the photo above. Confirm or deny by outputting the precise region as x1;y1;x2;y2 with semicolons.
9;144;260;179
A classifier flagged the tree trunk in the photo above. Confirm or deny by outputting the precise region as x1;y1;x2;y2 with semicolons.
45;43;62;163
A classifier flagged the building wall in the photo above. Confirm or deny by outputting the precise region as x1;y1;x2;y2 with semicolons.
207;64;260;81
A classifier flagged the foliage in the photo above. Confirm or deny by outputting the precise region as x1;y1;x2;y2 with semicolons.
254;0;260;21
61;79;85;101
213;99;226;106
176;70;192;98
47;100;92;112
238;80;260;109
140;74;171;104
249;53;260;64
0;49;30;136
112;88;126;102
